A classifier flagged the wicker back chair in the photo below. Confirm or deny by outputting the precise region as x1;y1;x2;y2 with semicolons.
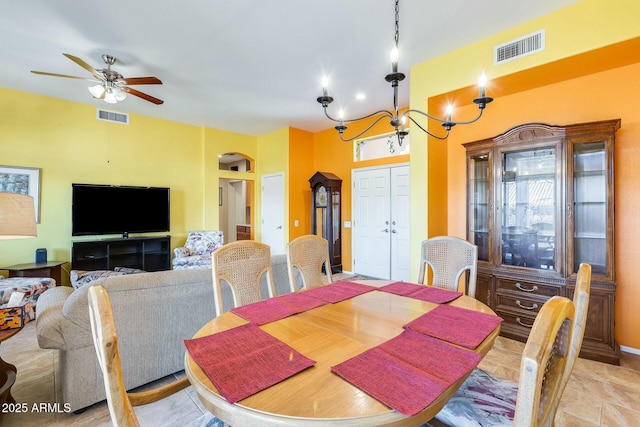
418;236;478;298
435;296;575;426
547;262;591;418
87;285;190;427
211;241;275;316
286;234;333;291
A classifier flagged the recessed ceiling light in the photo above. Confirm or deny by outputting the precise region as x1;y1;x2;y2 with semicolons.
355;93;366;101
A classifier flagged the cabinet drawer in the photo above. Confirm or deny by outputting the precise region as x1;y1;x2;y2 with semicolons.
495;278;560;297
496;309;538;331
496;294;545;314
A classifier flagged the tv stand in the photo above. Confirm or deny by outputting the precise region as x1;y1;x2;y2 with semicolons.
72;236;171;271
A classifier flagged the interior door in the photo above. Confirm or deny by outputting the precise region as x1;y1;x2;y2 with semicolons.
261;173;285;255
352;168;391;278
390;165;410;281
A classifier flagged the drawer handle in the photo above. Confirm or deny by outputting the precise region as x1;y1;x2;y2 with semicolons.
516;300;538;310
516;317;534;328
515;282;538;292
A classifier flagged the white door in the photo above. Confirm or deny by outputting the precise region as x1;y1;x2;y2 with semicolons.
352;168;392;279
390;166;410;281
261;173;285;255
352;165;410;280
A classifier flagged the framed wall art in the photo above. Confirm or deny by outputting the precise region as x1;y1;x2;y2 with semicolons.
0;165;41;223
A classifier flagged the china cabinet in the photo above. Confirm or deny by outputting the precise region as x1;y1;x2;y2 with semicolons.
466;119;620;364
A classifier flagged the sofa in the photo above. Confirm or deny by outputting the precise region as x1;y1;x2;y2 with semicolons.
35;254;298;412
172;230;224;270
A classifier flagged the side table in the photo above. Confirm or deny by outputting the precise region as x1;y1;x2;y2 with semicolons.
4;261;65;285
0;328;21;414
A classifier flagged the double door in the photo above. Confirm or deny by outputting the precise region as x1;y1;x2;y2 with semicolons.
352;165;410;280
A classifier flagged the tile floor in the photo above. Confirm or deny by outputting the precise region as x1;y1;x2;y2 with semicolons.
2;285;639;426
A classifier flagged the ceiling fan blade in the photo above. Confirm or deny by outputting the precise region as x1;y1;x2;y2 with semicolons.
31;70;89;80
120;77;162;85
123;87;164;105
63;53;104;80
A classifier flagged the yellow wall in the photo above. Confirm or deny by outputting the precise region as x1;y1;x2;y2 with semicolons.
409;0;640;349
0;89;205;282
256;127;290;240
204;127;258;237
0;88;261;283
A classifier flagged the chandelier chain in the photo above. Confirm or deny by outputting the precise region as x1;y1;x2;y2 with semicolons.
394;0;400;47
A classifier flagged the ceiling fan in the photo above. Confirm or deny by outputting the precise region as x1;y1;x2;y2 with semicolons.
31;53;163;105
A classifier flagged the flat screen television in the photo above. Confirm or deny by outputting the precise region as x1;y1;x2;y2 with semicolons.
72;184;170;237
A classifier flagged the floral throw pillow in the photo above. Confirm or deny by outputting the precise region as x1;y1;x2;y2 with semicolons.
184;230;224;256
70;268;145;289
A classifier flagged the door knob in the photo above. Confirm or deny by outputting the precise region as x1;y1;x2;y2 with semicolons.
276;225;282;229
391;229;397;234
381;229;389;233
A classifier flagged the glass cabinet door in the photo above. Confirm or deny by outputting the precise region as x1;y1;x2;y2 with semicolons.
499;145;559;272
572;141;608;276
468;152;490;263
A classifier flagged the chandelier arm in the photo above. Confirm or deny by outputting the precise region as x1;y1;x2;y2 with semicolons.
449;108;485;126
323;108;394;124
403;107;484;125
337;115;394;142
406;115;450;141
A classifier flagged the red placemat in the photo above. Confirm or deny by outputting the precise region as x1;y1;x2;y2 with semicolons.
404;304;503;349
185;323;316;403
378;281;463;304
230;292;327;325
331;329;481;416
303;281;377;303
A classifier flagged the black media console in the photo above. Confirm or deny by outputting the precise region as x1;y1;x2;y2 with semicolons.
72;236;171;271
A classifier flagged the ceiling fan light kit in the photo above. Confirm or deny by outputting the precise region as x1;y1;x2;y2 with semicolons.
316;0;493;144
31;53;163;105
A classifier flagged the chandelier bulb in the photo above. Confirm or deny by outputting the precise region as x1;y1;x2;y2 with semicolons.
390;45;399;65
322;76;330;97
478;71;488;97
445;103;454;120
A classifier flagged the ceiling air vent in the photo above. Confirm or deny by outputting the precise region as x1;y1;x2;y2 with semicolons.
494;30;545;65
96;109;129;125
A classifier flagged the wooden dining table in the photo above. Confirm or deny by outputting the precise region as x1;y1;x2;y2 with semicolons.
184;280;500;427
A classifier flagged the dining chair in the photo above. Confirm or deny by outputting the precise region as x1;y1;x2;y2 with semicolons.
88;285;228;427
286;234;333;291
433;296;576;427
211;240;275;316
547;262;591;418
418;236;478;298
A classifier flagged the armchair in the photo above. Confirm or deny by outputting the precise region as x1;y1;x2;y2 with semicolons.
172;230;224;270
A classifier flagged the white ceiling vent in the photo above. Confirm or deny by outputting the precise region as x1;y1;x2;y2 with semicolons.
494;30;545;65
97;109;129;125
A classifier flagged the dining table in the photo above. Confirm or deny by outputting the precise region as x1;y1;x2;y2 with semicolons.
184;280;501;427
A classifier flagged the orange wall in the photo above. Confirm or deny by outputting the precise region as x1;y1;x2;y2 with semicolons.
288;127;315;240
444;59;640;349
312;119;409;272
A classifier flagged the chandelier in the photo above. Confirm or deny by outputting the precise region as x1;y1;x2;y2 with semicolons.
316;0;493;145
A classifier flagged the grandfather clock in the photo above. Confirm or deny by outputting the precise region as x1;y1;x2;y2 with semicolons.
309;171;342;273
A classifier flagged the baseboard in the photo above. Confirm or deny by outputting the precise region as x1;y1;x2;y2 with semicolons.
620;345;640;356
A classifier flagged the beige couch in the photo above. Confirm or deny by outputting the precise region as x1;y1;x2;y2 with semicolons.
36;254;297;412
